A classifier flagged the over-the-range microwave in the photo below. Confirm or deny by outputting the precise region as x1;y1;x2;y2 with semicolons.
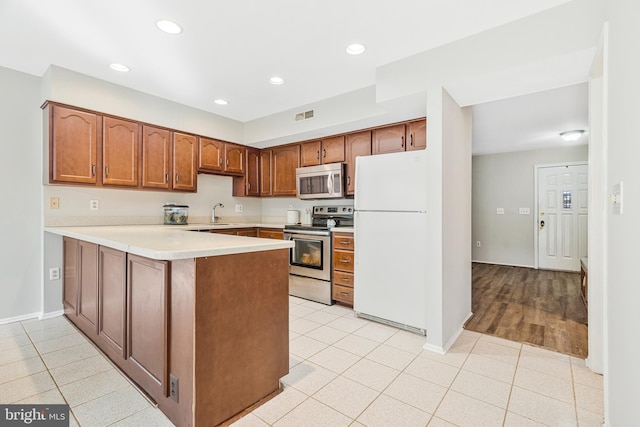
296;162;345;199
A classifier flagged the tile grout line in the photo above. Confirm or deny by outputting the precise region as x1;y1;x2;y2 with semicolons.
500;342;522;427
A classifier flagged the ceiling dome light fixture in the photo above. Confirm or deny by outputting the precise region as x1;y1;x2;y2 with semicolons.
156;19;183;35
269;76;285;85
109;63;130;72
559;130;586;141
346;43;366;55
214;99;228;105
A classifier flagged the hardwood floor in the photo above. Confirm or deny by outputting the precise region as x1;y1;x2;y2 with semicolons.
465;263;588;358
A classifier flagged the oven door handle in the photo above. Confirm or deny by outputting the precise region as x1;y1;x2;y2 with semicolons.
284;230;330;237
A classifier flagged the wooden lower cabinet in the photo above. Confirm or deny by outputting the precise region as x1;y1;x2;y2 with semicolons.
62;240;289;427
258;228;284;240
332;232;355;306
76;240;99;337
210;227;259;237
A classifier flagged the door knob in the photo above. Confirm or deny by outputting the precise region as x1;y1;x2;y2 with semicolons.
540;220;545;229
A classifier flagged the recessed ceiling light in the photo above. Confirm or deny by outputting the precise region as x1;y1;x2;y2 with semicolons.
269;76;285;85
109;63;130;72
346;43;366;55
559;130;585;141
156;19;183;35
214;99;228;105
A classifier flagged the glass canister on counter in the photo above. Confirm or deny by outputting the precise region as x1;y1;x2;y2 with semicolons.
163;204;189;225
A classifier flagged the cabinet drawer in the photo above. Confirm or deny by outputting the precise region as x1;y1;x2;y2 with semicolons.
258;229;284;240
333;234;354;250
333;250;354;272
333;271;354;288
332;284;354;305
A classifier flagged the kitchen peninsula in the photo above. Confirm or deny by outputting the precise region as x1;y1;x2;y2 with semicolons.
44;225;293;427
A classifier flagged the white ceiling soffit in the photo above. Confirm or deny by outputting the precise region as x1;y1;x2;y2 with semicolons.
471;82;589;156
0;0;573;122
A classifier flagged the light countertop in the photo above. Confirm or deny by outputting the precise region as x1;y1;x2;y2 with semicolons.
332;227;354;233
44;224;292;260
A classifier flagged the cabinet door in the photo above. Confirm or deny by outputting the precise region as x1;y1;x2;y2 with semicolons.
258;228;284;239
300;141;321;167
345;131;371;195
103;117;139;187
51;105;98;184
98;246;127;358
172;132;198;192
322;136;345;163
126;254;168;400
62;237;79;319
141;126;171;190
77;240;99;336
199;137;224;172
225;144;245;174
406;119;426;151
372;124;406;154
260;150;272;196
272;145;300;196
246;148;260;196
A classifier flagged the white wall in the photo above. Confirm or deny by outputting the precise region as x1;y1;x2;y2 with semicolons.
441;89;473;347
603;1;640;424
0;66;43;322
472;145;588;267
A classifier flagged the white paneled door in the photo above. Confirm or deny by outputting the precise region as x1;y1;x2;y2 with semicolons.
538;164;588;271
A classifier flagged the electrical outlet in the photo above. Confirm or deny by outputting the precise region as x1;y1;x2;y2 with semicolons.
49;267;60;280
288;205;293;210
49;197;59;210
170;374;179;402
496;208;504;215
519;208;530;215
476;241;481;248
235;204;243;213
90;200;99;211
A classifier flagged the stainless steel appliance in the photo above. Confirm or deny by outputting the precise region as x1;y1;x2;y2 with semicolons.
284;205;354;304
296;163;345;199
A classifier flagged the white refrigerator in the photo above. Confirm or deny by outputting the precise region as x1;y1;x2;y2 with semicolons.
354;149;428;334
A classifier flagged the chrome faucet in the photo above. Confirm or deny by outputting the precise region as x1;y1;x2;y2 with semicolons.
212;203;224;223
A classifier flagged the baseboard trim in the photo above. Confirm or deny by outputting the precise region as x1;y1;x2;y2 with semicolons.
423;311;474;355
472;260;536;269
40;310;64;320
0;311;41;325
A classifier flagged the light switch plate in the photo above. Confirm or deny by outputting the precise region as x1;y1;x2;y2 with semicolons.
496;208;504;215
90;200;99;211
235;204;243;213
519;208;530;215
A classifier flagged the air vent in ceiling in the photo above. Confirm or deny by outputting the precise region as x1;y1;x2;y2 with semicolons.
295;110;315;121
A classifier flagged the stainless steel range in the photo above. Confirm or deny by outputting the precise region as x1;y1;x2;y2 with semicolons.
284;205;354;305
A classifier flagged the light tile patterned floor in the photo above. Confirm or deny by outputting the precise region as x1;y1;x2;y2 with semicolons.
0;297;605;426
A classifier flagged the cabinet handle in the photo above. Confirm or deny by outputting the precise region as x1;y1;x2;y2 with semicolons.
340;277;351;282
220;157;223;166
226;158;229;166
401;136;405;148
175;173;179;183
105;166;109;178
247;182;251;190
323;149;327;158
340;259;351;263
347;176;351;185
340;291;351;296
340;241;351;245
165;173;169;183
410;134;414;147
91;164;96;177
317;150;320;160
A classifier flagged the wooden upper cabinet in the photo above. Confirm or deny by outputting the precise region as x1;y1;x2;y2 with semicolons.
225;143;245;175
141;126;171;190
406;119;426;151
300;136;345;167
199;137;224;172
372;124;406;155
172;132;197;192
246;148;260;196
272;145;300;196
102;117;139;187
260;150;272;196
345;131;372;195
50;105;98;184
322;135;345;163
300;140;322;167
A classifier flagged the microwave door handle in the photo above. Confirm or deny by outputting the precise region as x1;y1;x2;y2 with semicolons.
328;173;333;196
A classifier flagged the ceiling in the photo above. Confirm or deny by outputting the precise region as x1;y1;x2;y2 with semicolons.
0;0;589;154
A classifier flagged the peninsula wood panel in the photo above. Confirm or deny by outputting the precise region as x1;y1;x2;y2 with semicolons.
98;246;127;358
50;105;98;184
194;250;289;426
345;131;372;195
102;117;139;187
126;254;169;401
141;125;171;190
